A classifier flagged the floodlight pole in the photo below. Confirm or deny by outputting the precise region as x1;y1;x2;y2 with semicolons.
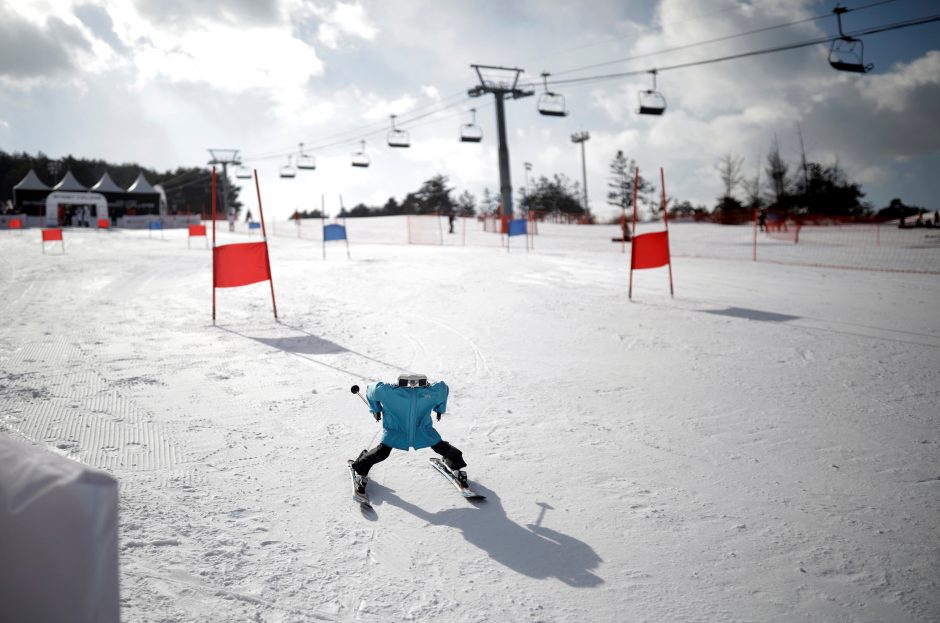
523;162;532;212
469;65;533;219
571;132;590;218
208;149;241;222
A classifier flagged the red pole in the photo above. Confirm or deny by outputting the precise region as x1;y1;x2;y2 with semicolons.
661;167;673;297
211;167;217;325
629;168;639;300
254;170;278;320
621;206;626;254
752;208;758;262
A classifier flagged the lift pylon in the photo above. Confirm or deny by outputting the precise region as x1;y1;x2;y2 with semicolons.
468;64;533;219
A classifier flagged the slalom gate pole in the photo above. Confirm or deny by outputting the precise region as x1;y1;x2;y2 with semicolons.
628;167;639;300
322;194;326;260
752;208;758;262
211;166;217;325
661;167;674;297
254;170;278;320
340;194;350;259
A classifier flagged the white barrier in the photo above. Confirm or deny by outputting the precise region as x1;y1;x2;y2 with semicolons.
0;435;120;623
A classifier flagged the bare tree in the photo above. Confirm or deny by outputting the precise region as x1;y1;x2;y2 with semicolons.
716;154;744;199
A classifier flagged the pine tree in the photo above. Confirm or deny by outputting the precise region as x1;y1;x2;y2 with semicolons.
606;150;653;224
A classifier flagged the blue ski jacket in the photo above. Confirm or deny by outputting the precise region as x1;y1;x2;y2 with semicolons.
365;381;449;450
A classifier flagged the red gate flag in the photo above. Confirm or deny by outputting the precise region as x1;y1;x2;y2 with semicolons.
189;224;206;236
628;167;674;300
97;219;110;229
631;231;670;269
42;228;63;241
213;242;272;288
211;167;278;323
9;219;22;230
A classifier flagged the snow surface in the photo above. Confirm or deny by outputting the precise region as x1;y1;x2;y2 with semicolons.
1;219;938;623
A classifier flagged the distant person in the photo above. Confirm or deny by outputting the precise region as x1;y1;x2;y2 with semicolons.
227;208;236;232
245;210;253;223
448;213;456;234
934;211;939;227
915;212;924;227
758;209;767;232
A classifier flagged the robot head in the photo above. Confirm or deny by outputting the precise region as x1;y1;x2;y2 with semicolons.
397;374;428;388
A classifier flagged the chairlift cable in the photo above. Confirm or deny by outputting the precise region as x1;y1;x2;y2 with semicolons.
242;91;471;161
532;0;900;81
538;13;940;90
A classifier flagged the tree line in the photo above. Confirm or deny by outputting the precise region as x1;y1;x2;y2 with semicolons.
0;151;242;216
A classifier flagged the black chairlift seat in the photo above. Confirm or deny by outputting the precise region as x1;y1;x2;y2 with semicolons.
296;142;316;169
387;115;410;148
637;91;666;115
351;141;370;168
387;130;410;148
460;124;483;142
279;156;297;179
235;166;252;179
828;6;873;74
829;38;873;73
459;108;483;142
637;70;666;115
537;72;568;117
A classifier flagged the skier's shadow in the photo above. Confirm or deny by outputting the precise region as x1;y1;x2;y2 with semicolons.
369;483;603;588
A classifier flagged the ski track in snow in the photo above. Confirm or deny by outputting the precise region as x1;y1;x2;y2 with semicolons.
1;221;938;623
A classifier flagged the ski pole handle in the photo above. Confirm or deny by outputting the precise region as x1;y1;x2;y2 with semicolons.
350;385;381;421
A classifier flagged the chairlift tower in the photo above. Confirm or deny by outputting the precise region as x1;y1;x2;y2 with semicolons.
571;132;590;217
468;65;533;218
208;149;241;218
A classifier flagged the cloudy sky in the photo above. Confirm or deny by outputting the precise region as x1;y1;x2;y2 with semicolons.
1;0;938;220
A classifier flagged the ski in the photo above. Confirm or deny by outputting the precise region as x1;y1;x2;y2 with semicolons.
429;458;486;500
348;460;372;509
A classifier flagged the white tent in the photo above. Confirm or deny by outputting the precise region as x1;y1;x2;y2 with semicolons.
90;172;124;193
127;172;157;194
52;171;88;192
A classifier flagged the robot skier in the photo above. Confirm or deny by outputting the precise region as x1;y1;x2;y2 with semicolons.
348;374;482;506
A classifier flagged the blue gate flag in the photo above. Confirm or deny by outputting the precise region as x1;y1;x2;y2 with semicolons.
324;224;347;241
507;219;527;237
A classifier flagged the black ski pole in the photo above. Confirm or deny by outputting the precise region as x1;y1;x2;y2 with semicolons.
351;385;381;421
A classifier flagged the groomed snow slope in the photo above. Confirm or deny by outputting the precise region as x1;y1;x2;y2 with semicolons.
1;220;938;622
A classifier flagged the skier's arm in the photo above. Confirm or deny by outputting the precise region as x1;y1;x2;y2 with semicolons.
365;382;385;421
432;382;449;421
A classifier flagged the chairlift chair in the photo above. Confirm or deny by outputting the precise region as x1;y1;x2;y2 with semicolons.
235;166;252;179
828;6;873;73
537;72;568;117
279;156;297;179
351;141;370;168
296;142;316;170
459;108;483;143
637;70;666;115
387;115;410;148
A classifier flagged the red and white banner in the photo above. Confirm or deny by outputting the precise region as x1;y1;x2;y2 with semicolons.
41;228;65;253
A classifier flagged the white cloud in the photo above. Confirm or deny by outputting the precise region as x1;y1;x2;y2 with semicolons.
314;2;377;50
